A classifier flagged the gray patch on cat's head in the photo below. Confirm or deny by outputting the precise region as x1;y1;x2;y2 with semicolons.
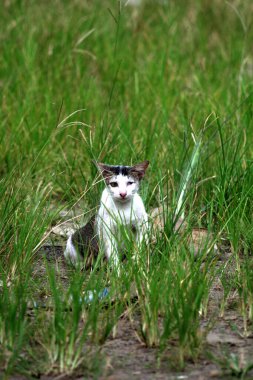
94;160;149;183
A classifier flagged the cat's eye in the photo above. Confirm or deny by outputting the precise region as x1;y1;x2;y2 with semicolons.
110;182;118;187
127;181;134;186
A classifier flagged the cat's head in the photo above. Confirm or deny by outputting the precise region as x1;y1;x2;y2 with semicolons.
95;160;149;203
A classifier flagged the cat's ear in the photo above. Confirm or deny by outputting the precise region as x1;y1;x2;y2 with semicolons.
93;161;114;182
130;160;149;180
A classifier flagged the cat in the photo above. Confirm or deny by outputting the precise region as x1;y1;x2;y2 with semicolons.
64;160;149;273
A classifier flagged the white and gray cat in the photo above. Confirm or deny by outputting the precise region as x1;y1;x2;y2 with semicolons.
64;160;149;272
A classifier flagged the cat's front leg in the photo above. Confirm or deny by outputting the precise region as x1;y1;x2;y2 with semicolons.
136;216;149;247
97;215;120;275
131;219;148;268
103;231;121;276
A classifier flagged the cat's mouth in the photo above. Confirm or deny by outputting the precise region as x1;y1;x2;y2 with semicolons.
116;196;130;203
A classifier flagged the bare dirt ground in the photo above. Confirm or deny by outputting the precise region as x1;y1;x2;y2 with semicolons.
20;243;253;380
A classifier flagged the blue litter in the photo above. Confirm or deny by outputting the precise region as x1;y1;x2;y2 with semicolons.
83;287;109;304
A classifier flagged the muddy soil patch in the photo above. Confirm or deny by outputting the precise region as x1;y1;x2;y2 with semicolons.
22;245;253;380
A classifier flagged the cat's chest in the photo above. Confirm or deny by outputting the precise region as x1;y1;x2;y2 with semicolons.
114;206;136;225
100;202;140;227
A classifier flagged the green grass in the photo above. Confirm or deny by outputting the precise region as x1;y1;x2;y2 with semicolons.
1;0;253;377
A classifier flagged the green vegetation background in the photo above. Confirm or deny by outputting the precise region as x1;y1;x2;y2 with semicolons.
0;0;253;377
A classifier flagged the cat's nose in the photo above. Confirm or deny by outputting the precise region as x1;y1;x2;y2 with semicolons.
120;192;127;199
